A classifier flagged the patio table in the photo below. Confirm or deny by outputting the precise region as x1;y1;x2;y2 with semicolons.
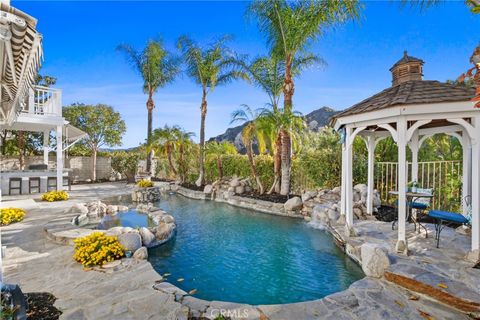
389;190;434;235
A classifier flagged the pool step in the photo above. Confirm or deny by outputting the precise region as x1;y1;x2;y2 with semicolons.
385;263;480;316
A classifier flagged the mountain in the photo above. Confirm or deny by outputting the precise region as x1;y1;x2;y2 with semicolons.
208;106;339;153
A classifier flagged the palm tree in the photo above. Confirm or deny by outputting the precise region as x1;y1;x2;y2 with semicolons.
176;129;196;183
402;0;479;14
177;35;249;186
231;105;268;194
150;125;195;181
205;141;238;179
257;107;306;195
117;39;180;174
248;0;360;194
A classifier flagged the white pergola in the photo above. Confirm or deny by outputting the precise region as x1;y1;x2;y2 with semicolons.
332;83;480;262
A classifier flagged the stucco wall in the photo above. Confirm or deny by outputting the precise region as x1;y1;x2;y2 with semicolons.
0;156;112;182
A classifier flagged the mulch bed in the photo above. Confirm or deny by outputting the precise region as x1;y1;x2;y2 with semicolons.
25;292;62;320
180;182;205;192
242;192;298;204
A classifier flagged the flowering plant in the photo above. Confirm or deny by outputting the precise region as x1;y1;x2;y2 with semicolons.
73;232;125;267
0;208;25;225
41;190;69;202
137;179;154;188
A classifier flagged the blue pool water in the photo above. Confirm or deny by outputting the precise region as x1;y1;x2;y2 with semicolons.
147;193;364;305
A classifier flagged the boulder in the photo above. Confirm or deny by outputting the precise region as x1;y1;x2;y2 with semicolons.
133;246;148;260
106;205;118;215
117;205;129;212
105;226;123;236
155;222;174;241
139;227;156;246
235;186;245;194
229;178;240;187
204;184;213;194
118;233;142;252
284;197;303;211
354;184;368;194
353;207;363;219
327;209;340;222
373;191;382;208
331;186;341;194
336;214;346;225
72;214;89;227
72;203;89;215
301;191;318;202
161;215;175;224
360;243;390;278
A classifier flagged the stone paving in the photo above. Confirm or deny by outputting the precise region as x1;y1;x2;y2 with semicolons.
0;182;473;319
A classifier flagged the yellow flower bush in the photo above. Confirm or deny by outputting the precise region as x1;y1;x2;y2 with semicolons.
73;232;125;267
0;208;26;225
41;190;69;202
137;179;154;188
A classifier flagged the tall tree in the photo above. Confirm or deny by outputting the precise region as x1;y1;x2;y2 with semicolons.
177;35;249;186
63;103;126;181
248;0;360;194
117;39;180;174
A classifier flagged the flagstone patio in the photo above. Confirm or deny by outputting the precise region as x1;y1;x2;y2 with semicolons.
0;182;474;319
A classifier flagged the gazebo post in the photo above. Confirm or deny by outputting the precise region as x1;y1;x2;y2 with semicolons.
345;126;354;235
462;132;472;216
410;132;419;183
56;125;63;191
366;135;375;215
43;130;49;165
396;118;408;254
469;116;480;261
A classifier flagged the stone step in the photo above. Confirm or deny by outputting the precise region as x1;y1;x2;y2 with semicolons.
385;263;480;315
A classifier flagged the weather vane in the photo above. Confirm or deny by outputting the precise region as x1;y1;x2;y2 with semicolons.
458;45;480;108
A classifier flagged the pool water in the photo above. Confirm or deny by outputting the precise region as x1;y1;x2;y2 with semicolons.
147;193;364;305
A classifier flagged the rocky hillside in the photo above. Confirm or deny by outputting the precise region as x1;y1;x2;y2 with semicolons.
208;106;339;153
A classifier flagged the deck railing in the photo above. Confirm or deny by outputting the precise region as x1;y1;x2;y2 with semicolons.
21;85;62;116
375;160;463;211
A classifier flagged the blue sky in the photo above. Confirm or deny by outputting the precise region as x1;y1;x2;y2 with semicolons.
14;1;480;148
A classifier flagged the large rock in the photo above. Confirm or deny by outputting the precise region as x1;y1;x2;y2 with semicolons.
360;243;390;278
229;178;240;187
301;191;318;202
133;247;148;260
284;197;303;211
161;215;175;224
203;184;213;194
235;186;245;194
139;227;156;247
155;222;175;241
72;203;89;215
118;233;142;252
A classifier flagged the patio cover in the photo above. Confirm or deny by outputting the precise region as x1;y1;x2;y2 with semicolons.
64;124;88;150
0;2;43;125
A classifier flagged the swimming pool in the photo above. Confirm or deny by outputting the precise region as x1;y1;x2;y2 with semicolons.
147;193;363;305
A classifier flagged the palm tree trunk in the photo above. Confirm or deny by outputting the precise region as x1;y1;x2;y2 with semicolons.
179;144;186;183
167;144;177;177
146;90;155;174
247;141;264;195
283;56;295;113
216;157;223;179
268;134;282;194
196;90;207;187
280;129;291;196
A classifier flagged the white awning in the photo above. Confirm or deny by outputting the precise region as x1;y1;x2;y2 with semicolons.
0;2;43;125
64;124;87;142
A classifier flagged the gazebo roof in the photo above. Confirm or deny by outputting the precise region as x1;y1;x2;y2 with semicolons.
332;80;476;121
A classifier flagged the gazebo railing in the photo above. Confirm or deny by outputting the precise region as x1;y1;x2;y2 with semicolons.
375;160;462;211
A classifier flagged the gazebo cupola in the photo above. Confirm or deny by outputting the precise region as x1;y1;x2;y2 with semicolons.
390;51;424;86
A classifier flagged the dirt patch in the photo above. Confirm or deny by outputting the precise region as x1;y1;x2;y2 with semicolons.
25;292;62;320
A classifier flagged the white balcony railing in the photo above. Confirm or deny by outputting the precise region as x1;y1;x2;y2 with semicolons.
22;85;62;116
